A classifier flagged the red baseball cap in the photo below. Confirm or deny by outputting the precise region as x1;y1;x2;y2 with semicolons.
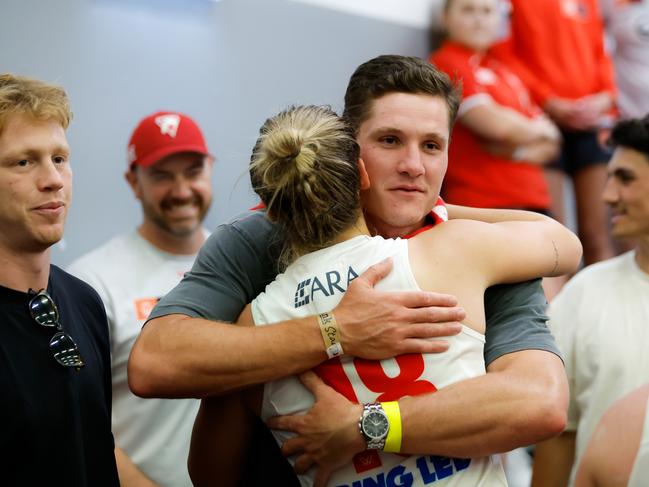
127;111;211;168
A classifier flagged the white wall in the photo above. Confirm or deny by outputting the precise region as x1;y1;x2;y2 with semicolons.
0;0;433;266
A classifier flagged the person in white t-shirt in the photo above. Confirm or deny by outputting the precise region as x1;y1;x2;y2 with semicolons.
68;111;214;487
189;104;582;486
532;114;649;487
600;0;649;120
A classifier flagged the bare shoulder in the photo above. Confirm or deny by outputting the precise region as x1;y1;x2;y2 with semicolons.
610;384;649;418
576;384;649;486
409;219;490;262
596;384;649;444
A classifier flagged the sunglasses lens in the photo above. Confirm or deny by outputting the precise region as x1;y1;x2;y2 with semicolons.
50;332;85;368
31;291;84;369
29;293;59;327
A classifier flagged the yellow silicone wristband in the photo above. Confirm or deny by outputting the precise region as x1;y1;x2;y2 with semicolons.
382;401;402;453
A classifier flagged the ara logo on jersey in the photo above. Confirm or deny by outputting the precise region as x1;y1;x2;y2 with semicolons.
155;114;181;138
294;266;359;308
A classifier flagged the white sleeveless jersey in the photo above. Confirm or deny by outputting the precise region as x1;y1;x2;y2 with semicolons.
629;393;649;487
252;235;507;487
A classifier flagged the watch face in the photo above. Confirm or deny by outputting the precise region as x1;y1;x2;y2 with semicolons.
363;411;389;439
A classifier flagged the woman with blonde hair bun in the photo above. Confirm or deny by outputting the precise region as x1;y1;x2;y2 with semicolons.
193;104;581;486
249;105;363;266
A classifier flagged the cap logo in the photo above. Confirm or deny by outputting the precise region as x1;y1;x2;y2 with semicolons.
155;114;181;138
128;144;137;164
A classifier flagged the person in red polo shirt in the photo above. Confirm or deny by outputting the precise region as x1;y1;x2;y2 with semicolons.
493;0;617;266
431;0;561;214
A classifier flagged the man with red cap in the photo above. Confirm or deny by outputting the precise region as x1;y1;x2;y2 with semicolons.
68;111;214;487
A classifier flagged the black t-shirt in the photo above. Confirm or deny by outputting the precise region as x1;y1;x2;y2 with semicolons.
0;265;118;487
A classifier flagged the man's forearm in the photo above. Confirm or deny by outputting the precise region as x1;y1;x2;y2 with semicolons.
510;138;561;165
128;259;465;399
269;349;568;479
129;308;461;399
531;432;576;487
461;104;557;147
128;313;326;398
189;394;253;487
446;204;550;224
399;350;567;457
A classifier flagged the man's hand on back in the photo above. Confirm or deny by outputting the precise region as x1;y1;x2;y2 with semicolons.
129;258;465;398
267;371;363;487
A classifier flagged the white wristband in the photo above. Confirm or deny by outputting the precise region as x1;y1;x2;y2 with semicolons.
317;312;344;359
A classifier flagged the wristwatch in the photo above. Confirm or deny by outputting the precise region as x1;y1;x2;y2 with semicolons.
359;402;389;450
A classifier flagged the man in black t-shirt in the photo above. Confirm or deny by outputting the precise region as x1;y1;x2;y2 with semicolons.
0;73;118;486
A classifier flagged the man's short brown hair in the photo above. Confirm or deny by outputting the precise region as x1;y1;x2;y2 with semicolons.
343;55;460;135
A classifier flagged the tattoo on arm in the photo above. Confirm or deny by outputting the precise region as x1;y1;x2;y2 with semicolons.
551;240;559;274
